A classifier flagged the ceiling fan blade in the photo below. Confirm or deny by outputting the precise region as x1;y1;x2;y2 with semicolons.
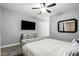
39;11;41;15
43;3;46;7
47;3;56;7
46;10;51;13
32;8;40;9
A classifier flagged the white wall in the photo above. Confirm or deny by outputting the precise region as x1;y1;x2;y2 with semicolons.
50;9;79;42
1;8;49;47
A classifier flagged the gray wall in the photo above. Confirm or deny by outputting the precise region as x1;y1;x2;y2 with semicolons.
1;8;49;47
50;9;79;42
0;8;1;47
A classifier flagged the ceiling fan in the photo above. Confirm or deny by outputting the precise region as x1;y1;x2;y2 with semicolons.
32;3;56;15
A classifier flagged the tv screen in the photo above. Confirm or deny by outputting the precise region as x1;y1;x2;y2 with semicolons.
21;20;36;30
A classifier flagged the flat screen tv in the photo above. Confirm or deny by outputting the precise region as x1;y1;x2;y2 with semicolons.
21;20;36;30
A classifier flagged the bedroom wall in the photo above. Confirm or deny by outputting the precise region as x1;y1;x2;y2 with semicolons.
1;8;49;47
50;8;79;42
0;8;1;47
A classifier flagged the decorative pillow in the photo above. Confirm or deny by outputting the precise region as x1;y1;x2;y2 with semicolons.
23;34;30;39
72;38;79;47
22;37;41;44
63;38;79;56
76;38;79;43
30;33;38;38
33;33;38;38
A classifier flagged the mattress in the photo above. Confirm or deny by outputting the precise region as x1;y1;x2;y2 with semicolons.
22;38;71;56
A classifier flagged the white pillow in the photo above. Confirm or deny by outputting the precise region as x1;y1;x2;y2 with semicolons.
72;38;79;47
63;38;79;56
23;34;31;39
22;38;39;44
22;39;30;44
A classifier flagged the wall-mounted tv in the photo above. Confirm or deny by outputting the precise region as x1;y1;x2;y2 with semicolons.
21;20;36;30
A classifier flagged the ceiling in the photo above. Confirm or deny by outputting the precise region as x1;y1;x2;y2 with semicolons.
0;3;79;20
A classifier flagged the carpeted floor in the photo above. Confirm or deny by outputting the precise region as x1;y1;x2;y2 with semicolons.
1;45;24;56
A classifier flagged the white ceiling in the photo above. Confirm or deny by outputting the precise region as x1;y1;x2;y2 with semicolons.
0;3;79;20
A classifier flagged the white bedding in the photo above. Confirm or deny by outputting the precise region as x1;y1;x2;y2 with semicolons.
23;38;71;56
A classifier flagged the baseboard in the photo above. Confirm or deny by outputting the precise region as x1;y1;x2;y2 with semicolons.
1;43;20;48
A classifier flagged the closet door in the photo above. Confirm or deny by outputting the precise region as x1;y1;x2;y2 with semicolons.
38;21;49;37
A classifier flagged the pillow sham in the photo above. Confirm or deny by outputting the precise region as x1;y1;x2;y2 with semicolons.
72;38;79;47
23;34;31;39
63;38;79;56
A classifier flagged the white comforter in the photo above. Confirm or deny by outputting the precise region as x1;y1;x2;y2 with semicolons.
23;38;71;56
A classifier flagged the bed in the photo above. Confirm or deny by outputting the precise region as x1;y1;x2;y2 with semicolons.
22;38;73;56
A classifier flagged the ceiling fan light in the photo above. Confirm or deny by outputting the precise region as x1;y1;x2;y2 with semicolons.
40;7;46;12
